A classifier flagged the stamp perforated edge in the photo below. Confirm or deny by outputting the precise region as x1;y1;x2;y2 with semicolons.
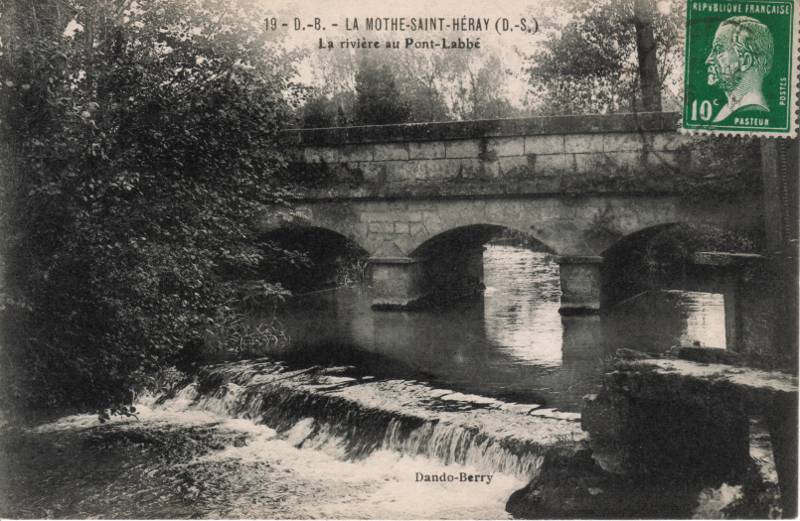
679;0;800;139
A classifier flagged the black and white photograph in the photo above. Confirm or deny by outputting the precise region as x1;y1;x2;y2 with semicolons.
0;0;798;518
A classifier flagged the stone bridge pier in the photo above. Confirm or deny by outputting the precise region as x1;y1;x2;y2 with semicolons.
556;255;604;314
368;257;429;309
366;250;765;324
366;252;605;313
369;248;486;309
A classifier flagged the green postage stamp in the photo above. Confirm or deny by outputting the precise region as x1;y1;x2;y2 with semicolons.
682;0;799;137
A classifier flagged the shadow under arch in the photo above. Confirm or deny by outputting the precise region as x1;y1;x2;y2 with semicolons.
259;225;369;293
409;224;557;259
600;222;758;308
404;224;558;305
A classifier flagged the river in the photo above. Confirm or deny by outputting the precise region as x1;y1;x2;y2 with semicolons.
0;245;733;519
279;245;726;411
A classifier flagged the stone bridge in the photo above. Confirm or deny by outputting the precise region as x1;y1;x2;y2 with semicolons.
265;112;765;314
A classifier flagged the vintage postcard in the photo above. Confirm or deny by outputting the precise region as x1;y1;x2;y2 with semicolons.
0;0;797;519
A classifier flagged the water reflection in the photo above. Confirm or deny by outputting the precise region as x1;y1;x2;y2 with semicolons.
483;248;562;366
277;246;727;412
605;290;726;351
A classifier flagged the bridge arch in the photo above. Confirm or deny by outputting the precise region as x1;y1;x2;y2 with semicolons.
403;224;559;307
598;222;764;351
365;223;563;309
600;222;758;307
409;224;557;259
258;225;368;293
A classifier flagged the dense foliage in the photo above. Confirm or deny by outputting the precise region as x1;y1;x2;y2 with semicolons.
525;0;684;114
353;58;411;125
643;224;758;279
0;0;303;414
300;45;521;127
298;0;685;125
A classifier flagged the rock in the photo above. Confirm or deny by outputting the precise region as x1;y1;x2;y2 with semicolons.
583;356;797;512
581;393;634;475
582;393;629;441
585;362;752;482
505;444;705;519
615;348;652;360
517;354;797;519
611;358;797;413
506;441;776;519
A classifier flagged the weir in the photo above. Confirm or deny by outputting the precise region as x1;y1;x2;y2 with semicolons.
143;351;791;518
182;359;585;480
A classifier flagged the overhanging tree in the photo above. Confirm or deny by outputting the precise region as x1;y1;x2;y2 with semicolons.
0;0;303;414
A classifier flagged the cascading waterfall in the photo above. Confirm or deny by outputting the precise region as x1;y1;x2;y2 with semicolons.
381;420;546;478
158;357;585;482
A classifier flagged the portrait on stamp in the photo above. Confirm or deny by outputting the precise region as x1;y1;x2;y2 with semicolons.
682;0;798;136
705;16;774;122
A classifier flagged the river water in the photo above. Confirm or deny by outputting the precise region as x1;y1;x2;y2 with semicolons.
280;245;727;411
0;245;732;519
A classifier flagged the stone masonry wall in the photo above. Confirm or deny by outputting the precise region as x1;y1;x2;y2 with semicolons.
281;113;762;201
258;194;762;258
262;113;765;257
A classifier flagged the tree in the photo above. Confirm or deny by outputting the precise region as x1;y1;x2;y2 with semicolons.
394;53;453;122
633;0;663;110
301;45;358;127
0;0;302;414
300;90;355;128
353;57;410;125
450;53;523;120
525;0;683;114
301;43;520;125
301;94;337;128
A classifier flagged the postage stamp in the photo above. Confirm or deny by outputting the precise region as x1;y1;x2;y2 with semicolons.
682;0;799;137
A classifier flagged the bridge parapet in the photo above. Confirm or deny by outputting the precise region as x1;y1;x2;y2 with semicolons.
281;112;761;200
282;112;681;146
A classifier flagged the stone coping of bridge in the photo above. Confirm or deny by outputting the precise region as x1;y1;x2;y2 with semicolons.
281;112;680;146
